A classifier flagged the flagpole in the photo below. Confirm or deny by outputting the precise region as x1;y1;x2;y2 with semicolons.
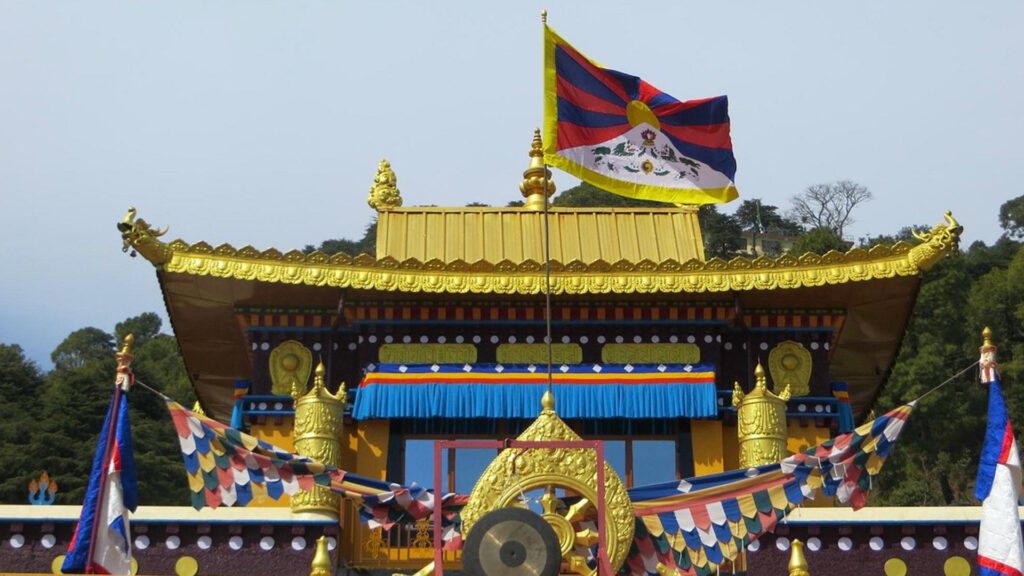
543;162;553;395
85;335;134;573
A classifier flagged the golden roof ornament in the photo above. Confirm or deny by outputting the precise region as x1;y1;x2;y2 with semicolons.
118;207;171;265
788;539;810;576
908;210;963;269
519;129;556;210
310;535;332;576
733;362;791;468
368;159;402;211
292;361;346;518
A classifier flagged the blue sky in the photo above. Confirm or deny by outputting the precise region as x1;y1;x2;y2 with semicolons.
1;2;1022;369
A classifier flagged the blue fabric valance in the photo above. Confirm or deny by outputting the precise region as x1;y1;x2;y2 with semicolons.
351;363;718;420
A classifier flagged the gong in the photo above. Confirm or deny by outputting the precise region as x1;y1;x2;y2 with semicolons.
462;508;562;576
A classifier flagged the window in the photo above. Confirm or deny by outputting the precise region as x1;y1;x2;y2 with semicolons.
403;439;499;494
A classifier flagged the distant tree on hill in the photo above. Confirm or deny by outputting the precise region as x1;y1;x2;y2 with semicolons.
733;199;802;235
789;180;872;238
788;227;848;255
999;194;1024;239
304;219;377;256
697;205;743;260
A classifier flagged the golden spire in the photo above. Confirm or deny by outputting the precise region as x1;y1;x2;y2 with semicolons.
192;401;206;417
983;326;993;347
310;535;332;576
519;129;556;210
541;389;556;412
753;361;767;391
541;10;547;23
368;159;402;211
788;539;809;576
313;360;326;393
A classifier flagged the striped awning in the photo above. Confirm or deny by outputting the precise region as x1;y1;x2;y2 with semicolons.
351;363;717;420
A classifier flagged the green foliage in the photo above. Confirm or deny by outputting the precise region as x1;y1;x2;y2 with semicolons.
0;314;195;505
871;240;1024;506
697;205;743;260
788;226;848;255
999;194;1024;239
552;182;667;208
303;218;378;256
733;199;802;234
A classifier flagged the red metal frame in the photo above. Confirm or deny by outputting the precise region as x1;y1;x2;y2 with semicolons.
433;439;612;576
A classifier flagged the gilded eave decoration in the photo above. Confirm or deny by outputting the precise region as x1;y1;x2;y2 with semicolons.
119;209;962;295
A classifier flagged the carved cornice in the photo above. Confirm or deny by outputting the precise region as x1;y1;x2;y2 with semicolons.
121;210;962;295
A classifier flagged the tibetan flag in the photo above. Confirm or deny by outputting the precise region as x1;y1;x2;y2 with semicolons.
63;392;137;575
543;25;738;205
975;376;1024;576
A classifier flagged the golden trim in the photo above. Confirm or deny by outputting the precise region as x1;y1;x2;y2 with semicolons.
270;340;313;396
122;210;962;295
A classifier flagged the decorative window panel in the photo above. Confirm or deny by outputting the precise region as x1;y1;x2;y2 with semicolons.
378;343;477;364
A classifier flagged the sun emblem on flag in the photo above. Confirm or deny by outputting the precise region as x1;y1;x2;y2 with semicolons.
640;129;656;147
641;160;654;174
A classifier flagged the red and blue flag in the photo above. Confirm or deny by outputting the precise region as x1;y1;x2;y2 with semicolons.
543;25;738;205
63;392;137;575
976;375;1024;576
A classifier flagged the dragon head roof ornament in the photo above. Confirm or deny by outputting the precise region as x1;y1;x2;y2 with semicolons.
908;210;963;269
118;207;170;265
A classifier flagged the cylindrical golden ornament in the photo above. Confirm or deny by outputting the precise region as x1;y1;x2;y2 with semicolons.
732;363;791;468
291;362;346;518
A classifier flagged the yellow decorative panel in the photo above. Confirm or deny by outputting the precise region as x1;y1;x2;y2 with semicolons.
495;343;583;365
269;340;312;396
601;343;700;364
356;420;390;481
768;341;812;397
378;343;477;364
249;418;294;507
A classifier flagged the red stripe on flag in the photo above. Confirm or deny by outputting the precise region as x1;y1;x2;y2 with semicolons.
660;123;733;150
1000;421;1016;464
651;96;719;116
979;555;1024;576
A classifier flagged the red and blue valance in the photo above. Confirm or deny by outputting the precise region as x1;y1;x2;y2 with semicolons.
351;363;717;420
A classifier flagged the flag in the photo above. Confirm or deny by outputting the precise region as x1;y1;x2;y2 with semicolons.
165;399;465;529
542;24;738;205
976;376;1024;576
626;402;915;575
63;392;137;575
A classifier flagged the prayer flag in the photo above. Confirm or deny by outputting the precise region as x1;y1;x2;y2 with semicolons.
976;376;1024;576
63;392;137;575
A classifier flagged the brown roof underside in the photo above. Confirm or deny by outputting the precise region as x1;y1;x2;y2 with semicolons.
160;271;918;423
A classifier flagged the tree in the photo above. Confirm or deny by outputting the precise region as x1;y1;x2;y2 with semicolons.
0;345;45;503
789;180;872;238
787;227;848;255
51;327;115;372
697;205;743;260
304;219;377;256
733;199;802;234
999;194;1024;239
552;182;667;208
115;312;162;348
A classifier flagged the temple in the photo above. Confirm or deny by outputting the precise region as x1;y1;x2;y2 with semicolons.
1;133;982;576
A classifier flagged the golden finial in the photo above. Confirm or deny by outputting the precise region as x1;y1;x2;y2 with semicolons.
731;381;745;407
788;539;809;576
120;334;134;356
541;389;556;411
983;326;993;347
313;360;326;391
310;535;332;576
192;401;206;417
753;361;767;391
368;159;402;211
520;129;556;210
541;10;547;23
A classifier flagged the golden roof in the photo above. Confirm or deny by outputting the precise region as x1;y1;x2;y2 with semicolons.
375;205;704;266
120;209;960;296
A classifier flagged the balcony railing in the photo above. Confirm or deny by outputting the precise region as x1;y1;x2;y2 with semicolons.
343;502;461;570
